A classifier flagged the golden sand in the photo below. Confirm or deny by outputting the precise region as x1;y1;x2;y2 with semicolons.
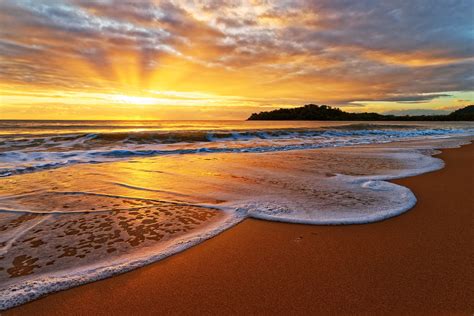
6;143;474;315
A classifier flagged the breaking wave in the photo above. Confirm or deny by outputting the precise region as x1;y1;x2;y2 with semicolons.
1;125;473;177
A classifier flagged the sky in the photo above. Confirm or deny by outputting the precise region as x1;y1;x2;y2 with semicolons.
0;0;473;120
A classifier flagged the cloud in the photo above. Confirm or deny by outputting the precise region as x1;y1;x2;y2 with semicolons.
365;93;452;103
382;109;451;116
0;0;472;116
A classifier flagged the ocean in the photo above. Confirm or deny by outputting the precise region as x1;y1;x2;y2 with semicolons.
0;120;473;309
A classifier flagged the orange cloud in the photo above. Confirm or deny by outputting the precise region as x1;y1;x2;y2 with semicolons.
0;0;472;119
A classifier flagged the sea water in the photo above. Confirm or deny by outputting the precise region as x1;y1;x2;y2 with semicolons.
0;120;473;309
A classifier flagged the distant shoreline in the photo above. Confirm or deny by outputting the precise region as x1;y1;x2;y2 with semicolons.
248;104;474;121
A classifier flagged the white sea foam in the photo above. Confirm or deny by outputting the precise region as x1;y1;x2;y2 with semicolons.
0;208;246;310
0;216;52;256
240;181;417;225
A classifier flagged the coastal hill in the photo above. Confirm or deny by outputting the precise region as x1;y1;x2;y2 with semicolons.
248;104;474;121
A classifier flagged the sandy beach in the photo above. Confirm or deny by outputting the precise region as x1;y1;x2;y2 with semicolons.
5;142;473;315
2;1;473;314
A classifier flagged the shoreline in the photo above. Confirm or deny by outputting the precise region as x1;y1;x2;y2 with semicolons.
5;142;474;315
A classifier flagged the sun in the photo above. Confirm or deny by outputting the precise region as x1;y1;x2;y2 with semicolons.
111;94;158;105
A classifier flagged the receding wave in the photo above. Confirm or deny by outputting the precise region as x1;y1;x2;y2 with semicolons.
0;135;472;310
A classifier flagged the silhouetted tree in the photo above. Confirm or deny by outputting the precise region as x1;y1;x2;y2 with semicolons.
248;104;473;121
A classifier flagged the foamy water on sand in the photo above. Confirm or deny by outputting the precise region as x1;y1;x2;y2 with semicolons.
0;120;473;309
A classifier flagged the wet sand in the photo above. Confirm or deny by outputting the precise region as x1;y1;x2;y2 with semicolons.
6;143;474;315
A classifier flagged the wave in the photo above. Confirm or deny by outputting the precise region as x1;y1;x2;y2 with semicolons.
1;126;469;148
327;123;421;130
1;126;473;177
